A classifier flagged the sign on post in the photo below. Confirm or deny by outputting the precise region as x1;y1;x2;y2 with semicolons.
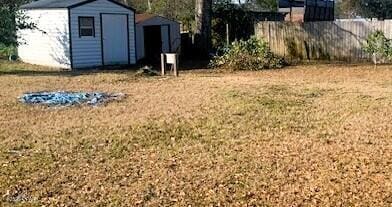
166;54;176;64
161;53;179;77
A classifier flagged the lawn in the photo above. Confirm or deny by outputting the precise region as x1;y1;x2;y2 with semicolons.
0;60;391;206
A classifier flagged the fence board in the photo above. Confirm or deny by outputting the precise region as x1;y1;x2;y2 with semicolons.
255;20;392;61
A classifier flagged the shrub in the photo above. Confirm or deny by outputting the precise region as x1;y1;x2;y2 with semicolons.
362;30;392;65
210;37;285;70
0;44;17;60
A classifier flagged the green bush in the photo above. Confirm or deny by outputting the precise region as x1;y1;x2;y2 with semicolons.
362;30;392;64
0;44;17;60
210;37;285;70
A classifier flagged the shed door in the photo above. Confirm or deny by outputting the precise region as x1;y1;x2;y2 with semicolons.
143;25;162;61
101;14;129;65
161;25;170;53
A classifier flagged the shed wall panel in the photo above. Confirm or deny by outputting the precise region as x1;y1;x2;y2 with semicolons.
70;0;135;68
18;9;71;68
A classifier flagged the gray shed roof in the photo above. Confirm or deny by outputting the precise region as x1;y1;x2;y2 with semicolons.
20;0;135;10
21;0;88;9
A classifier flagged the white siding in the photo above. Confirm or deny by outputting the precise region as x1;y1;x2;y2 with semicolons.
70;0;136;68
136;17;181;60
18;9;71;69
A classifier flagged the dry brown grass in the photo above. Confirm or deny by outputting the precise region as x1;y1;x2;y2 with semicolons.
0;60;392;206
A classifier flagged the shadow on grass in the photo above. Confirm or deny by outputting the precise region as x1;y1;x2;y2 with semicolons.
0;60;140;77
180;59;210;70
0;59;212;77
0;69;140;77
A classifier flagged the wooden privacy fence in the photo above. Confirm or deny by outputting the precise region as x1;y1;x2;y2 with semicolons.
255;20;392;62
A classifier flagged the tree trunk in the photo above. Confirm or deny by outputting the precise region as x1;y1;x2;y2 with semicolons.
194;0;212;58
147;0;152;12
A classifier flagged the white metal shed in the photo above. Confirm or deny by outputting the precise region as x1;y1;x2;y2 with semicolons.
18;0;136;69
135;14;181;61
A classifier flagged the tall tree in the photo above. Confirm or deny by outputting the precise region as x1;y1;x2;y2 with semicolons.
336;0;392;19
194;0;212;57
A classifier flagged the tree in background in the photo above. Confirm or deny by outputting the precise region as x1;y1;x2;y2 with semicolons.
122;0;195;31
359;0;392;20
212;0;252;49
149;0;195;31
212;0;278;49
254;0;277;11
0;0;35;46
234;0;277;9
194;0;279;57
194;0;213;57
122;0;149;12
336;0;392;19
0;0;35;59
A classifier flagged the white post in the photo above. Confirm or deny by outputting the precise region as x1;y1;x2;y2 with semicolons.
161;53;165;76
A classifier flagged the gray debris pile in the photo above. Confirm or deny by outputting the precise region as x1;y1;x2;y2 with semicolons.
19;91;125;107
135;65;160;77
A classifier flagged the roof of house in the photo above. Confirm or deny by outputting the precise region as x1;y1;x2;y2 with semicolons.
21;0;86;8
20;0;135;10
135;13;156;24
135;13;179;24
